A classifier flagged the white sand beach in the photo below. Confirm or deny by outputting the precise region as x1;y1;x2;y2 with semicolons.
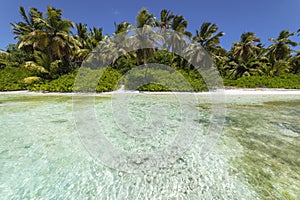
1;88;300;96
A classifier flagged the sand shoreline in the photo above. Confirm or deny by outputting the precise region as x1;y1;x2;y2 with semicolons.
1;88;300;96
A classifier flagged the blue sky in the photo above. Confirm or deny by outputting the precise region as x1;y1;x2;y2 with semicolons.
1;0;300;50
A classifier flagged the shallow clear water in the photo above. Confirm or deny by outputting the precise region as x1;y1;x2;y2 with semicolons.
1;92;299;199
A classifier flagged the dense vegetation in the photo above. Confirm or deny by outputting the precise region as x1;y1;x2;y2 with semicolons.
0;6;299;92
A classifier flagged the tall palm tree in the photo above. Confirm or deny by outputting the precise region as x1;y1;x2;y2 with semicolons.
11;6;79;76
11;6;43;53
39;6;79;60
134;8;157;65
114;21;132;34
136;8;155;28
193;22;225;54
226;32;264;78
163;14;191;70
192;22;225;74
267;30;297;75
11;6;42;38
170;15;191;37
166;15;191;49
231;32;261;61
155;9;174;30
268;30;297;61
75;23;89;47
89;26;103;48
73;23;90;61
76;24;103;48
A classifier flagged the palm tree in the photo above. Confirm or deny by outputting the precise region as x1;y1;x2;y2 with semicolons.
73;23;90;61
225;32;265;78
268;30;297;61
11;6;42;37
89;26;103;48
193;22;225;54
135;8;156;28
11;6;43;53
166;15;191;50
11;6;79;76
155;9;174;30
160;14;192;70
231;32;261;62
192;22;225;74
24;51;63;79
74;23;103;63
114;21;132;34
75;23;91;49
170;15;191;37
289;51;300;74
39;6;78;60
226;55;268;78
267;30;297;75
134;8;157;65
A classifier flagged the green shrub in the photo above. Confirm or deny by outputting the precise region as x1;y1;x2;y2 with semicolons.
224;74;300;89
124;67;207;92
27;67;122;93
0;67;34;91
138;83;171;91
96;67;122;92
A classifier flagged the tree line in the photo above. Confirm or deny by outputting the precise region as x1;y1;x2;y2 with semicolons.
0;6;299;91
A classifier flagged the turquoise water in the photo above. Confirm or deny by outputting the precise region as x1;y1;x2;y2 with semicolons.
1;92;299;199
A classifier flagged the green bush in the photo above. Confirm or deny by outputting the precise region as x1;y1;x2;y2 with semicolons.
27;67;122;92
28;72;76;92
0;67;34;91
224;74;300;89
2;65;299;92
96;67;122;92
138;83;171;91
124;67;207;92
